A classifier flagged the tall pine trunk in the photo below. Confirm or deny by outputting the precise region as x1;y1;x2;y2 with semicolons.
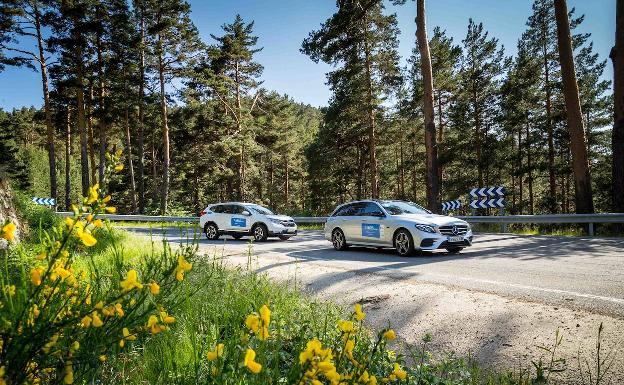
65;109;71;209
137;4;146;213
74;27;89;196
611;0;624;213
235;61;245;201
554;0;594;213
96;19;107;184
87;86;97;183
363;14;378;199
543;37;557;213
157;35;170;215
416;0;440;212
33;0;56;203
124;92;138;213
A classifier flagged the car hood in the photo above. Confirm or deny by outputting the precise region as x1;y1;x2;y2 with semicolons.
391;213;466;226
266;214;294;221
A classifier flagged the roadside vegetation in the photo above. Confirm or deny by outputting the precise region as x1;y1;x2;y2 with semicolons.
0;176;618;384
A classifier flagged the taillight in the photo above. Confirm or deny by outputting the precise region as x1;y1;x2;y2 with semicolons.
199;210;206;216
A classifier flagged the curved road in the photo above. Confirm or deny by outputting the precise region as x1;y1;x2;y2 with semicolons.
128;227;624;383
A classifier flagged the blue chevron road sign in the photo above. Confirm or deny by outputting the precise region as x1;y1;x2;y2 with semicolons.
469;186;505;198
469;197;505;209
32;197;56;206
441;200;461;211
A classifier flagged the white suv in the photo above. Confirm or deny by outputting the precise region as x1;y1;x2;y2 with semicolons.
199;202;297;242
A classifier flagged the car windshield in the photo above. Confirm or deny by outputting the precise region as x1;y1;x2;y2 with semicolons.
380;201;430;215
247;204;274;215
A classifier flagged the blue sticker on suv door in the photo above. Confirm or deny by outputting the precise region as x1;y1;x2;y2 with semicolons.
362;223;381;238
231;217;247;227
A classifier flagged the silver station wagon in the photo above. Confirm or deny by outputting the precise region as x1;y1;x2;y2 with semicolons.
324;200;473;256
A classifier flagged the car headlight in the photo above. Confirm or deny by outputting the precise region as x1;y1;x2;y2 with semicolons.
269;218;284;225
415;224;436;233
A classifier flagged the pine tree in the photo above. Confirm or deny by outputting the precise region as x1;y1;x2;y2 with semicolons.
208;14;263;202
454;19;504;190
144;0;201;214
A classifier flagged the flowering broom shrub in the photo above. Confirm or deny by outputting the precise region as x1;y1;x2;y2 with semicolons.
0;155;196;385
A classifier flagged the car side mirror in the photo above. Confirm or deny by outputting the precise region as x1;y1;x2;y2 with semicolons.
242;210;251;216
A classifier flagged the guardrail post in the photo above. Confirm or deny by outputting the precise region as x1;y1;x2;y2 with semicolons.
588;223;594;236
499;207;507;233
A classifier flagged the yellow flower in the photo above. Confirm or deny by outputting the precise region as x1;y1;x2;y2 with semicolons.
86;214;93;223
93;219;104;228
383;329;396;341
31;267;44;286
2;223;16;241
259;304;270;326
102;195;111;203
338;319;354;333
78;230;97;247
98;355;106;362
175;255;193;281
245;314;260;333
206;343;224;361
243;348;262;374
81;315;92;328
3;285;15;297
120;327;137;347
392;363;407;380
105;207;117;214
160;310;175;324
115;164;124;172
355;303;366;321
32;304;40;318
115;303;124;317
54;266;71;280
148;282;160;295
86;184;99;204
92;312;103;327
36;251;47;260
120;270;143;292
146;315;165;334
95;301;104;310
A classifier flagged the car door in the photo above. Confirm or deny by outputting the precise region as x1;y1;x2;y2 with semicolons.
227;204;252;232
209;204;228;230
353;202;387;244
340;202;366;243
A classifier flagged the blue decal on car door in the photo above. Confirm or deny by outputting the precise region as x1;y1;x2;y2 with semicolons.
361;223;380;238
231;218;247;227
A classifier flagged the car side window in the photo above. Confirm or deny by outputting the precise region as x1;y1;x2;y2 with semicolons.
359;202;384;216
349;203;366;216
333;204;351;216
211;205;224;213
230;205;245;215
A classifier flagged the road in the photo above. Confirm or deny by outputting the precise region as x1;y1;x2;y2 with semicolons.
128;227;624;382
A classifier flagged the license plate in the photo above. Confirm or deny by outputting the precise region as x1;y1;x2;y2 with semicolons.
286;229;296;234
448;236;463;243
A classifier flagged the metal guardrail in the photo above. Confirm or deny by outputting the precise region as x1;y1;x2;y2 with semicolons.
57;212;624;236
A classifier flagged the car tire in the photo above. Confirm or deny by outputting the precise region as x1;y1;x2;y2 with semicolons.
278;236;291;241
204;223;219;240
446;247;463;254
331;228;349;251
394;229;414;257
232;234;243;240
252;224;268;242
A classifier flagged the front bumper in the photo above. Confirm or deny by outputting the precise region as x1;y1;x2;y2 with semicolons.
414;231;473;251
267;222;298;237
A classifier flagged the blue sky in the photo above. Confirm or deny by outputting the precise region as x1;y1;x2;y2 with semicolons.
0;0;615;109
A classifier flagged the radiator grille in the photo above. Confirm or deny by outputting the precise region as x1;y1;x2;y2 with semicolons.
439;225;468;236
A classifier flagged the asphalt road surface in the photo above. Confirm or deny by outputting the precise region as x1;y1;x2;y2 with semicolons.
127;227;624;383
